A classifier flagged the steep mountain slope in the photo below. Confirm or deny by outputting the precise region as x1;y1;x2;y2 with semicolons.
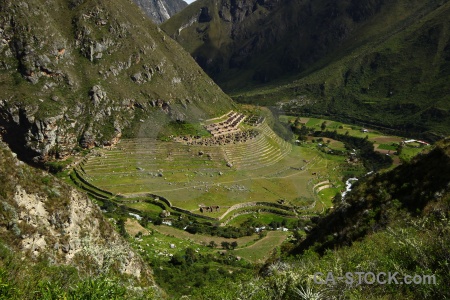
0;0;234;163
292;138;450;255
161;0;284;81
163;0;450;137
162;0;402;85
0;139;161;298
236;0;450;139
133;0;187;24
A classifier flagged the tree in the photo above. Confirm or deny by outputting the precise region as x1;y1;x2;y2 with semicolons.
332;192;342;204
209;241;217;248
117;218;128;238
293;230;303;243
221;241;230;250
170;253;185;265
321;121;327;131
230;241;238;250
139;215;150;228
185;247;197;264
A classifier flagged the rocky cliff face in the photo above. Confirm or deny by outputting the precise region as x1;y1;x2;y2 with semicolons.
0;0;233;163
0;140;157;291
133;0;188;24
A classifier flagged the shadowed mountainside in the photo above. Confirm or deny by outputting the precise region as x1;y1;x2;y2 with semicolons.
163;0;450;137
292;138;450;255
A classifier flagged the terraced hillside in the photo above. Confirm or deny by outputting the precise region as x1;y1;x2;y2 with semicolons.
74;118;341;220
223;122;291;170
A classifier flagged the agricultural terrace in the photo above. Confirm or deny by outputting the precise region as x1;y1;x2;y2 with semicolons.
126;217;292;264
281;116;431;167
77;113;346;220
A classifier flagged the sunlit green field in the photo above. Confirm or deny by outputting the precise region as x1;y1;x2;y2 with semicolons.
81;122;346;214
281;115;430;165
77;114;431;226
233;231;290;263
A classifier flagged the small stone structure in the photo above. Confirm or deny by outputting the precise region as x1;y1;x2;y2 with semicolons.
199;205;220;213
205;111;247;137
174;129;259;146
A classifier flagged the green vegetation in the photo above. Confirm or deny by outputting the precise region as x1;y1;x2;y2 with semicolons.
2;0;449;298
164;0;450;137
78;121;327;212
157;120;212;141
313;130;393;171
0;0;234;162
0;142;157;299
149;139;450;299
0;242;153;300
63;111;438;298
377;143;397;151
296;139;450;254
185;213;450;299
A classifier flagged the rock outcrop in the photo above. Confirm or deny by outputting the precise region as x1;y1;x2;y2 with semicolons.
0;0;233;164
0;140;157;290
133;0;188;24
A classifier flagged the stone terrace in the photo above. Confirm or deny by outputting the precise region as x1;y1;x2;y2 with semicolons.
174;129;259;146
205;111;246;137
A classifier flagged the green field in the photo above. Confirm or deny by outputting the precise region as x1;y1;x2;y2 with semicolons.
377;143;398;151
232;231;290;263
73;114;432;227
68;111;434;294
126;219;289;264
78;121;344;218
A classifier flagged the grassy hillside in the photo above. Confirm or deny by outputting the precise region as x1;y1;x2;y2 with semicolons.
0;0;234;163
162;0;435;86
294;138;450;254
0;140;160;298
163;0;450;137
234;0;450;139
167;139;450;299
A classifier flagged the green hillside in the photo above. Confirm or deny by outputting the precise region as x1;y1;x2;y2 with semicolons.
1;0;450;298
163;0;450;137
294;138;450;254
165;139;450;299
0;0;234;163
0;140;160;299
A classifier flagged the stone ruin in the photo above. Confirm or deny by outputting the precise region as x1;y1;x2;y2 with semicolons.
199;205;220;213
172;111;265;146
174;129;259;146
205;111;246;137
